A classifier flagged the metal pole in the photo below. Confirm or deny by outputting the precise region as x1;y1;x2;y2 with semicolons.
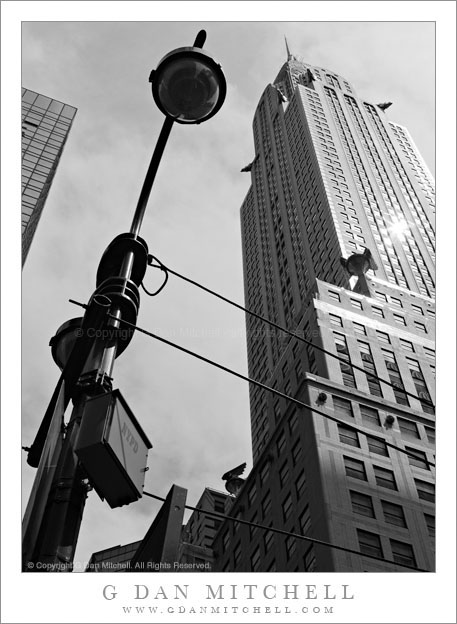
130;116;175;239
29;298;113;570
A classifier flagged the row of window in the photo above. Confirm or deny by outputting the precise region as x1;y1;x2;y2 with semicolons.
344;455;435;502
358;529;417;568
339;423;433;470
327;293;432;332
332;330;434;412
329;311;436;370
350;489;435;536
331;395;435;445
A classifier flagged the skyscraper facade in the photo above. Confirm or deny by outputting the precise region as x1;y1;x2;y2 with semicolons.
212;51;435;572
21;88;77;266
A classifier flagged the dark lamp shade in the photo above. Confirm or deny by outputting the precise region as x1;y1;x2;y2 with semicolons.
50;317;105;373
50;318;84;370
152;48;226;124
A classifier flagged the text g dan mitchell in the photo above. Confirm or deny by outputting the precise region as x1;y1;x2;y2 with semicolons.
102;583;355;601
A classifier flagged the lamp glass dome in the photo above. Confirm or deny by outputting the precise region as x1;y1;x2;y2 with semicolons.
152;48;226;124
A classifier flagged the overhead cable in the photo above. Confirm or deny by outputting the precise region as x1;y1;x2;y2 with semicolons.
147;256;435;409
69;299;435;470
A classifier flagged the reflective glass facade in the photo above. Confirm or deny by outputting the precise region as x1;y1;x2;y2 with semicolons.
21;88;77;265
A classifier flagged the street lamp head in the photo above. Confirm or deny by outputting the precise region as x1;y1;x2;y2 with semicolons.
150;46;226;124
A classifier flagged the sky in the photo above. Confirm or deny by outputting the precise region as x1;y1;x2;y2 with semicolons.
18;17;439;570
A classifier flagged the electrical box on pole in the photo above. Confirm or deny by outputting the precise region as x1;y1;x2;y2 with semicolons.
75;390;152;508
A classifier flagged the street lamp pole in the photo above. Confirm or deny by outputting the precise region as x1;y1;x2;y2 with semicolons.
23;29;226;571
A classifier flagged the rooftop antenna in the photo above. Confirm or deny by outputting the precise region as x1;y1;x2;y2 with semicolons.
285;35;293;61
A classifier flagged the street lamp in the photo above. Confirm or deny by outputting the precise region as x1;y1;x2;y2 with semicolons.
130;29;226;238
23;30;226;571
150;46;226;124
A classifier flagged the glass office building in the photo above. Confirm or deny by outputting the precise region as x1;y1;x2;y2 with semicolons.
21;88;77;265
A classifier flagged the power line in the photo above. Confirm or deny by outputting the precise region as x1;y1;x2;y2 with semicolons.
69;299;435;470
142;491;427;572
111;310;435;469
148;256;435;409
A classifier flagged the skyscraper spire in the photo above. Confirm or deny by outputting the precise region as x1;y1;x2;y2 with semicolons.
284;35;293;61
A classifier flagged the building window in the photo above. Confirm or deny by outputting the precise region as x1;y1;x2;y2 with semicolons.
288;410;299;435
259;462;270;486
295;470;307;498
414;321;427;333
250;547;261;571
367;435;389;456
299;505;312;534
338;424;360;447
376;330;390;344
375;292;388;302
357;529;383;558
292;440;303;466
333;395;353;418
286;535;297;559
304;546;316;571
247;483;257;506
359;341;382;397
390;539;417;568
382;350;409;406
273;400;281;423
292;341;300;360
424;426;435;445
344;456;367;481
233;542;242;567
424;514;435;538
350;491;375;518
282;493;293;523
406;358;434;415
350;299;363;309
372;306;384;318
279;461;290;488
411;304;424;316
390;297;403;308
334;332;356;388
415;479;435;502
261;493;272;519
328;290;341;302
330;313;343;327
264;529;274;553
353;322;366;335
399;338;414;352
393;313;406;326
374;465;397;490
397;417;420;439
360;405;381;428
382;500;407;527
405;447;430;470
276;432;286;456
249;514;259;540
